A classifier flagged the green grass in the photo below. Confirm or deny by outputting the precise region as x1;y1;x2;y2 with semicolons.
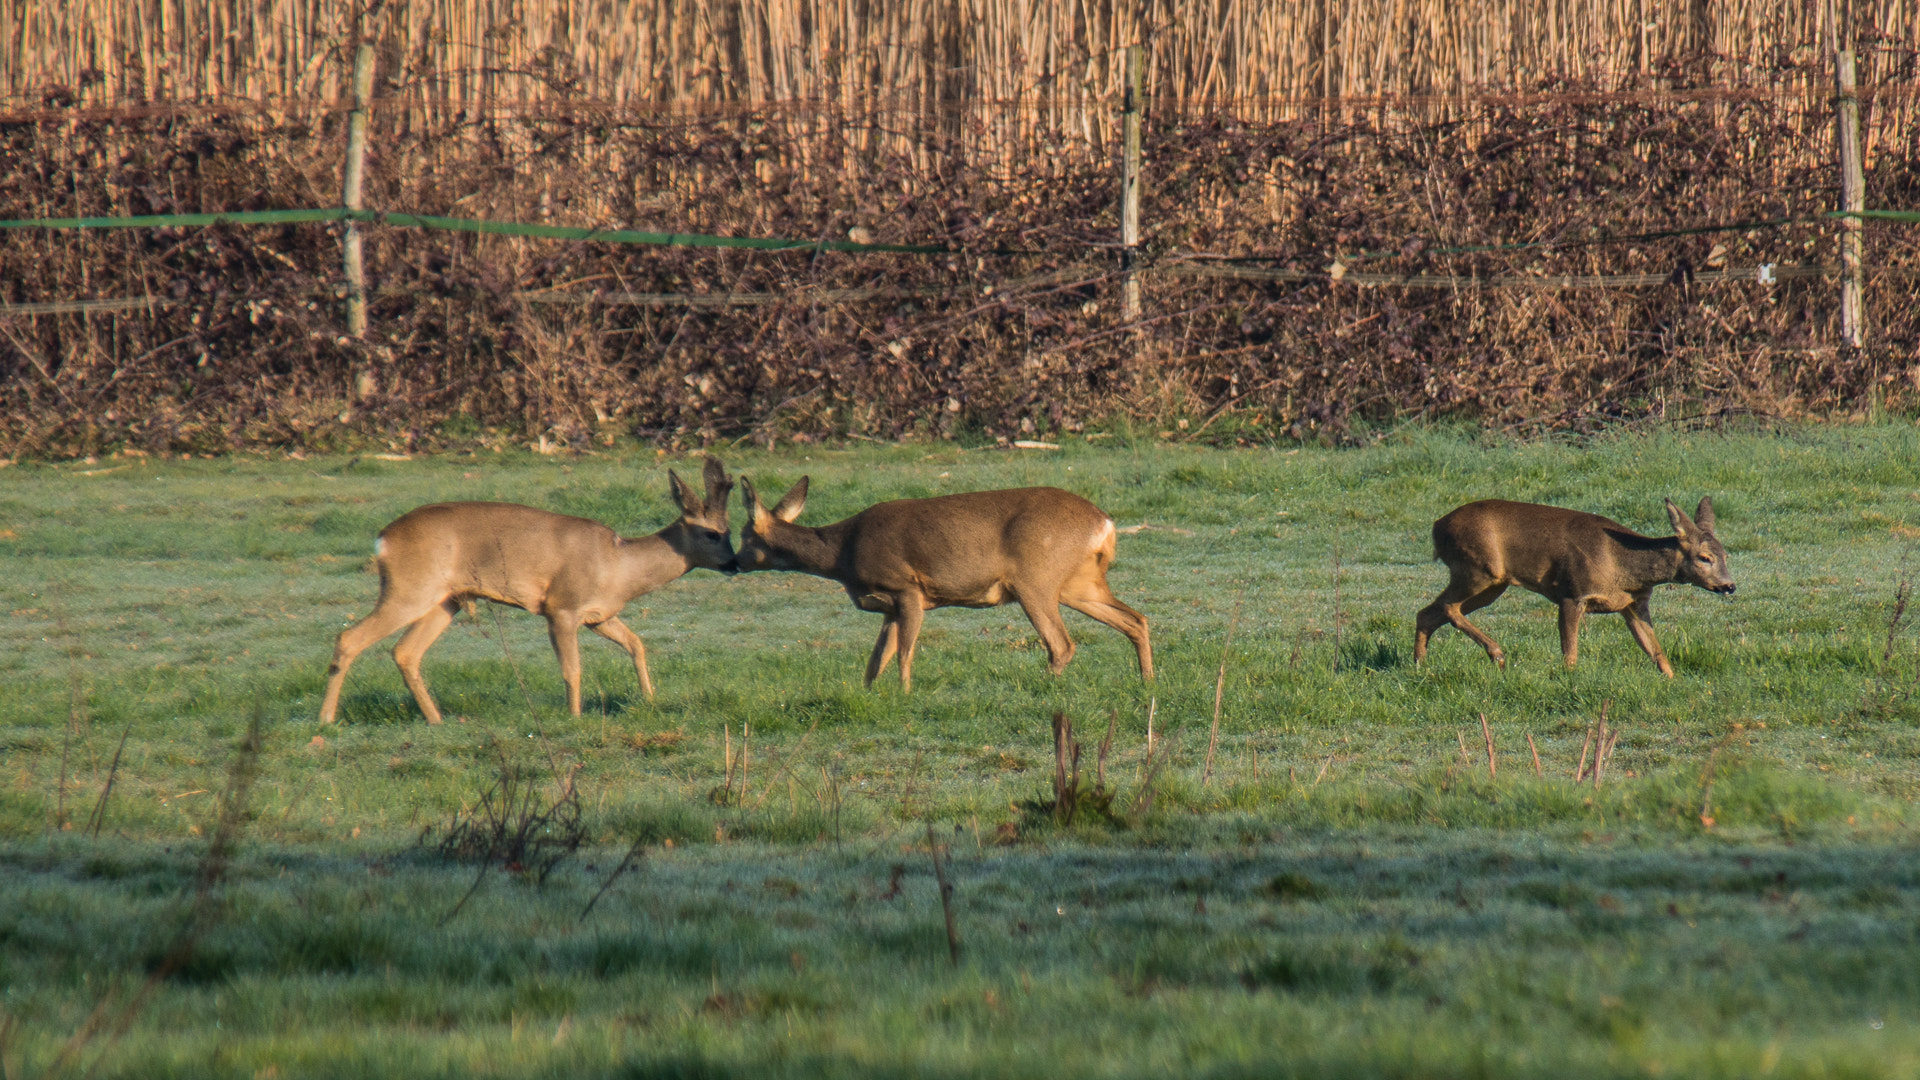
1;424;1918;1077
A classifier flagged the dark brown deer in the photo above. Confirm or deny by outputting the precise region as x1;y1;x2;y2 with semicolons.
735;477;1152;691
318;456;736;724
1414;497;1734;676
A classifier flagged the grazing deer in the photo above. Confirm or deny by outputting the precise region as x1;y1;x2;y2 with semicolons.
318;456;736;724
1414;497;1734;676
735;477;1152;691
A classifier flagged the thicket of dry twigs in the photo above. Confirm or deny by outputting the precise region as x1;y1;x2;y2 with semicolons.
2;60;1918;456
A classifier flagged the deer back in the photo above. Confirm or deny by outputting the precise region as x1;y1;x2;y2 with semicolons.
839;488;1114;598
739;480;1114;601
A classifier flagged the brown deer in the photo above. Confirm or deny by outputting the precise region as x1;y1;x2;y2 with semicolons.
1414;497;1734;676
735;477;1152;691
318;456;736;724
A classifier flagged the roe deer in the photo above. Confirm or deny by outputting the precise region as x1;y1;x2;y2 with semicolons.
1414;497;1734;676
318;456;736;724
735;477;1152;692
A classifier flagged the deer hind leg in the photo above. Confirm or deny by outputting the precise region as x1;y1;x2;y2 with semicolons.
391;599;459;725
588;616;653;703
546;612;587;716
1058;575;1153;680
864;618;900;687
320;594;446;723
1620;595;1674;677
1416;575;1510;667
1014;587;1078;676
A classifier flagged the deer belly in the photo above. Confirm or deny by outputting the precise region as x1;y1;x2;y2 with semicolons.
923;582;1006;608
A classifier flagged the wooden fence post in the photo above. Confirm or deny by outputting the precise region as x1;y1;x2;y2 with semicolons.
1834;46;1865;349
1120;44;1143;323
342;43;374;345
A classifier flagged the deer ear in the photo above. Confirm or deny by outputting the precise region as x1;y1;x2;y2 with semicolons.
1693;496;1715;533
771;476;809;523
668;469;703;516
740;476;766;524
703;455;733;510
1665;497;1696;537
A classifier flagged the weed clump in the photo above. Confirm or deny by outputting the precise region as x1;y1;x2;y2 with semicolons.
429;762;585;886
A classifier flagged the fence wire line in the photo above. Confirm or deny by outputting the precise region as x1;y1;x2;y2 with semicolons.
8;262;1902;319
0;205;1904;254
0;208;1909;317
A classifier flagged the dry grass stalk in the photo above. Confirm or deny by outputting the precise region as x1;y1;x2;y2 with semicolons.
1202;588;1247;784
579;838;648;923
1575;700;1611;781
1314;752;1335;784
1456;730;1473;767
83;721;132;839
42;709;264;1077
1126;726;1173;821
1479;712;1497;778
925;824;961;967
1526;732;1542;777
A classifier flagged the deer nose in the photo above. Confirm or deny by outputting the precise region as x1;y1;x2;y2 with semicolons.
1715;583;1736;596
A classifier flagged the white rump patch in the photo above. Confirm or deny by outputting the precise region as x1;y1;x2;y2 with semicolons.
1091;518;1115;549
374;537;386;558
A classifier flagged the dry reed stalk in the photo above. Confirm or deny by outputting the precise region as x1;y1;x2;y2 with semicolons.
1456;729;1472;767
1314;752;1335;784
1594;730;1622;788
1526;732;1542;777
1479;712;1496;778
8;0;1914;155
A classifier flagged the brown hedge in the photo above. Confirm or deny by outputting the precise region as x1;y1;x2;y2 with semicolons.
2;82;1917;458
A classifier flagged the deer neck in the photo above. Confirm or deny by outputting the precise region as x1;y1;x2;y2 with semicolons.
770;520;848;579
612;528;692;595
1613;534;1686;589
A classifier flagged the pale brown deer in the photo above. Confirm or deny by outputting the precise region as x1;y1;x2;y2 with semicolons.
1414;497;1734;676
735;477;1152;691
318;456;736;724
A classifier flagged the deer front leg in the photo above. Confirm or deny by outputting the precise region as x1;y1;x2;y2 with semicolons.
1621;595;1674;677
894;595;928;693
1557;599;1586;669
589;616;654;702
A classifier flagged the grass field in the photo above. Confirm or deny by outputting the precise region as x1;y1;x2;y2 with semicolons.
2;424;1918;1077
